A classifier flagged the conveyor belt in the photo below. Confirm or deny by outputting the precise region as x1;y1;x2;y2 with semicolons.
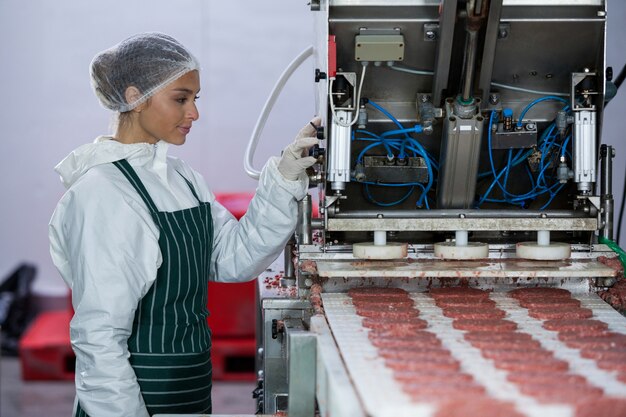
322;290;626;417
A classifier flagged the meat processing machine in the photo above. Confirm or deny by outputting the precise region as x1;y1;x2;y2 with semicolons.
255;1;626;416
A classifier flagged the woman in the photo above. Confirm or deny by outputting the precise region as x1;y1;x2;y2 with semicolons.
48;32;318;417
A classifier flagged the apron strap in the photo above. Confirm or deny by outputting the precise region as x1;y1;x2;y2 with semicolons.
113;159;160;214
176;171;202;203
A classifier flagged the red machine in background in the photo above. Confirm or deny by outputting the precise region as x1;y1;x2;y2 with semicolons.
208;192;257;381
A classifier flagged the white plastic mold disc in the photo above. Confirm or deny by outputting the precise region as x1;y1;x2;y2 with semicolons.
352;242;408;260
434;241;489;260
516;241;571;260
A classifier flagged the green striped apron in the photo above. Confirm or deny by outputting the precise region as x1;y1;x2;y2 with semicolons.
75;159;213;416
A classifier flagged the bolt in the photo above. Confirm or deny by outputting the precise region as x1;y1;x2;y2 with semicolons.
489;94;499;105
526;123;536;131
304;278;313;287
425;30;437;40
420;94;430;103
498;29;508;39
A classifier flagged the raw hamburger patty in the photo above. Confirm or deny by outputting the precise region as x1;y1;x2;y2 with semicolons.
509;287;573;299
441;307;506;320
507;371;588;386
348;287;408;299
384;356;460;372
492;357;569;372
526;306;593;320
356;307;419;320
518;297;581;308
369;336;442;349
468;339;543;350
580;347;626;361
392;369;475;384
378;346;453;360
464;331;535;342
543;318;608;332
361;316;428;331
452;318;518;332
481;347;555;361
562;332;626;350
351;298;414;308
429;287;490;299
576;398;626;417
435;297;496;308
403;383;486;399
516;383;603;403
435;397;524;417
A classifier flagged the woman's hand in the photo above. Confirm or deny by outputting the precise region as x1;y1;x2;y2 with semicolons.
277;117;321;181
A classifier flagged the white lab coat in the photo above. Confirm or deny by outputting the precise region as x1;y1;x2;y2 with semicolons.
49;136;307;417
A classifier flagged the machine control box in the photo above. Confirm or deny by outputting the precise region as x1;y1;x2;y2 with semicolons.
355;34;405;62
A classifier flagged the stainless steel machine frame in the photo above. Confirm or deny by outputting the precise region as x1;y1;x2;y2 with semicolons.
256;1;621;415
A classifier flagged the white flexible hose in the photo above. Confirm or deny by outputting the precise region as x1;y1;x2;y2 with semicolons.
244;45;315;179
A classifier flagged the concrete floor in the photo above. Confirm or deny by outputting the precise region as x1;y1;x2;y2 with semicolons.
0;356;256;417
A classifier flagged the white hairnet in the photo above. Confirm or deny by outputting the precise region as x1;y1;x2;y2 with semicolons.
90;32;200;112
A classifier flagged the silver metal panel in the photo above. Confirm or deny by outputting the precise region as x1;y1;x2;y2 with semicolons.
287;328;317;417
436;107;484;208
310;315;366;417
315;258;616;279
325;217;598;231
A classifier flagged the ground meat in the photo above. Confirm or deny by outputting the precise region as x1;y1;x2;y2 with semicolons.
361;316;428;331
516;383;604;404
470;339;543;350
543;318;608;332
356;307;419;320
378;346;453;360
580;347;626;361
598;280;626;312
509;287;573;299
492;357;569;372
393;369;475;384
596;358;626;372
351;298;415;308
527;306;593;320
441;307;506;320
403;383;486;400
348;287;408;298
481;347;555;361
384;356;460;372
435;397;524;417
368;325;439;338
557;328;610;341
429;287;490;299
435;297;496;308
452;318;518;332
563;333;626;350
369;335;442;349
464;331;535;343
597;256;625;276
518;297;581;308
576;397;626;417
507;371;587;386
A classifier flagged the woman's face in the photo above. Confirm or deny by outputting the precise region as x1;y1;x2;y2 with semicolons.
135;70;200;145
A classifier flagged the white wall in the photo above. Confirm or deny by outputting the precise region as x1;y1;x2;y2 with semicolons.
0;1;624;297
0;0;315;296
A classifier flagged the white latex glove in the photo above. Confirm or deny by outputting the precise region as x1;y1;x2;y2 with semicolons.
277;117;320;181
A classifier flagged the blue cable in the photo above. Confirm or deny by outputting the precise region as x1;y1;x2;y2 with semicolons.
516;96;569;127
